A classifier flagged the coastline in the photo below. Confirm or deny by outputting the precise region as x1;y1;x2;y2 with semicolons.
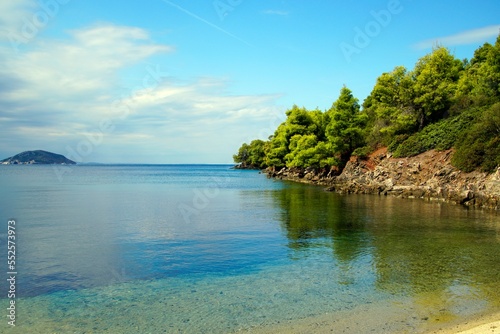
263;148;500;211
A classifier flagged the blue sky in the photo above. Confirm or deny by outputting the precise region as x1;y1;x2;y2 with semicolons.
1;0;499;163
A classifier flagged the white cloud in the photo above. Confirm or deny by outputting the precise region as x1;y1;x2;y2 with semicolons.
0;23;173;135
414;25;500;50
0;12;283;163
0;1;36;41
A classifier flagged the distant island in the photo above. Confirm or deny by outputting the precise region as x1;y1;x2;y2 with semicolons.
1;150;76;165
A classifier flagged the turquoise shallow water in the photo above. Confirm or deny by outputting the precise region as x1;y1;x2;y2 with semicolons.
0;165;499;333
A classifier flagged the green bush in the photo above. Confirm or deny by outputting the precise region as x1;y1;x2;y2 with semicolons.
452;104;500;173
391;108;480;158
452;139;485;172
352;146;371;159
388;134;409;153
393;135;428;157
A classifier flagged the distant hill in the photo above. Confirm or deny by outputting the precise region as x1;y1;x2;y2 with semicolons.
0;150;76;165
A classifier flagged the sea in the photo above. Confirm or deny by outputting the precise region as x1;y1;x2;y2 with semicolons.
0;164;499;333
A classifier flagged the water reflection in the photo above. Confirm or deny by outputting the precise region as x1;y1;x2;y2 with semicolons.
274;183;372;264
272;183;500;318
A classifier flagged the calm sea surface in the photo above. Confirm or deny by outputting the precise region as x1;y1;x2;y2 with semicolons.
0;164;499;333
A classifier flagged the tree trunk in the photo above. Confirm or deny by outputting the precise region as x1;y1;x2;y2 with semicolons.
418;111;425;131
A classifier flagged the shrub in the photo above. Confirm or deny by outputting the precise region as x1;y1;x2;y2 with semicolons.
352;146;371;159
452;104;500;173
392;108;480;158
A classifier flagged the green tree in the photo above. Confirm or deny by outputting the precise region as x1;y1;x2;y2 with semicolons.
265;105;323;168
326;86;367;164
284;105;318;140
285;134;318;167
233;139;268;169
365;66;417;146
233;143;250;164
265;124;288;168
247;139;267;168
456;36;500;105
285;135;336;168
412;47;463;128
310;108;329;142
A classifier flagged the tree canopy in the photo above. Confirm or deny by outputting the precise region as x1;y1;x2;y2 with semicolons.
234;35;500;174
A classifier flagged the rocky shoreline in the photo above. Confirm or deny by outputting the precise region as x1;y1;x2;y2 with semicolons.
264;148;500;210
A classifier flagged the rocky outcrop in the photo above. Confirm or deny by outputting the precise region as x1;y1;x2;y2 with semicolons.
265;148;500;210
233;163;261;170
266;166;335;185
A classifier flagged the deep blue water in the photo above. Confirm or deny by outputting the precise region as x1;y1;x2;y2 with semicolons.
0;164;499;333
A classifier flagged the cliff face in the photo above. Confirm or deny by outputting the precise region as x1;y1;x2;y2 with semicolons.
266;148;500;210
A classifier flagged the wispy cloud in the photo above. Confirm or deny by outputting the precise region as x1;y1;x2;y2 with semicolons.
414;25;500;50
262;9;289;16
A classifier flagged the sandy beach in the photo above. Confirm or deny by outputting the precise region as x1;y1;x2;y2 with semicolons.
427;312;500;334
235;301;500;334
